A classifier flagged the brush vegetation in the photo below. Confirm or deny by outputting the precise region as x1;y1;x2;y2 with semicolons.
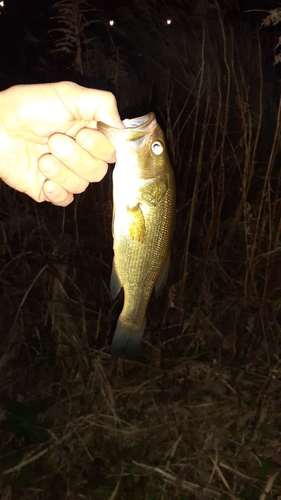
0;0;281;499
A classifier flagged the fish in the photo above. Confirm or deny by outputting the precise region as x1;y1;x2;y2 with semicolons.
97;112;175;359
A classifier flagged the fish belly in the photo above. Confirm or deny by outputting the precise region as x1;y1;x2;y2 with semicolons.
110;186;173;359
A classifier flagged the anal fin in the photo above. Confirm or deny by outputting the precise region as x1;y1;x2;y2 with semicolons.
110;261;122;300
154;254;170;298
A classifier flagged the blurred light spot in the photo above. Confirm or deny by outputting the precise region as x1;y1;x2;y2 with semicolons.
109;20;114;26
166;19;172;25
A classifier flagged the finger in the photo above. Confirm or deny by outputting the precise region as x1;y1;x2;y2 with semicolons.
47;133;109;182
76;128;116;163
55;82;125;128
39;153;89;193
43;180;74;207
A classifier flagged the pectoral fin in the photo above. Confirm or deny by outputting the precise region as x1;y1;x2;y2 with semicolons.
154;254;170;298
127;205;146;242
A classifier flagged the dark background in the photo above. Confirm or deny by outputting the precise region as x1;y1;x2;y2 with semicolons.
0;0;280;92
1;1;281;499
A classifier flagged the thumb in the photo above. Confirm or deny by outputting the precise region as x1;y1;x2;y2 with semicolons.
54;81;124;128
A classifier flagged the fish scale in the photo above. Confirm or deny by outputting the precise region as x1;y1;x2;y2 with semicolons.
97;112;175;359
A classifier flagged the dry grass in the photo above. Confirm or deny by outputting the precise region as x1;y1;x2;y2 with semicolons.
1;0;281;498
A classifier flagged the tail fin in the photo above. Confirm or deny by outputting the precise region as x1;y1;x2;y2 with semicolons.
110;317;146;360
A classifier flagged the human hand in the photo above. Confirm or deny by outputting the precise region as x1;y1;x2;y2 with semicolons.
0;81;124;206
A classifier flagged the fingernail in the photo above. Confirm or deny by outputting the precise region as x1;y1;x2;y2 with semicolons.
80;134;94;149
41;156;58;175
50;135;73;157
45;182;60;195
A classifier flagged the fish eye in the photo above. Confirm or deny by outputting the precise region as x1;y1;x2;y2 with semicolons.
151;141;164;155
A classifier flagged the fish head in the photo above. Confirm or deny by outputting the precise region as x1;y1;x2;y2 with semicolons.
98;113;174;210
97;112;171;178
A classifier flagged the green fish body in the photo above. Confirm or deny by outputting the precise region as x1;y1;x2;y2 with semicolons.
97;112;175;359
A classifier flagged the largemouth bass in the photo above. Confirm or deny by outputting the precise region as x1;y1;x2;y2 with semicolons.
97;112;175;359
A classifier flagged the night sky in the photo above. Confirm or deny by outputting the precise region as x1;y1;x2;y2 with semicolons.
0;0;281;89
1;0;281;20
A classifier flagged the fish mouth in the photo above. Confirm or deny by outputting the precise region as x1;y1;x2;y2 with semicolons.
97;112;156;134
123;112;156;131
97;112;157;147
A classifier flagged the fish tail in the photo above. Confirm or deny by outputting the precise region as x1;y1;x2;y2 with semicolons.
110;317;146;360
